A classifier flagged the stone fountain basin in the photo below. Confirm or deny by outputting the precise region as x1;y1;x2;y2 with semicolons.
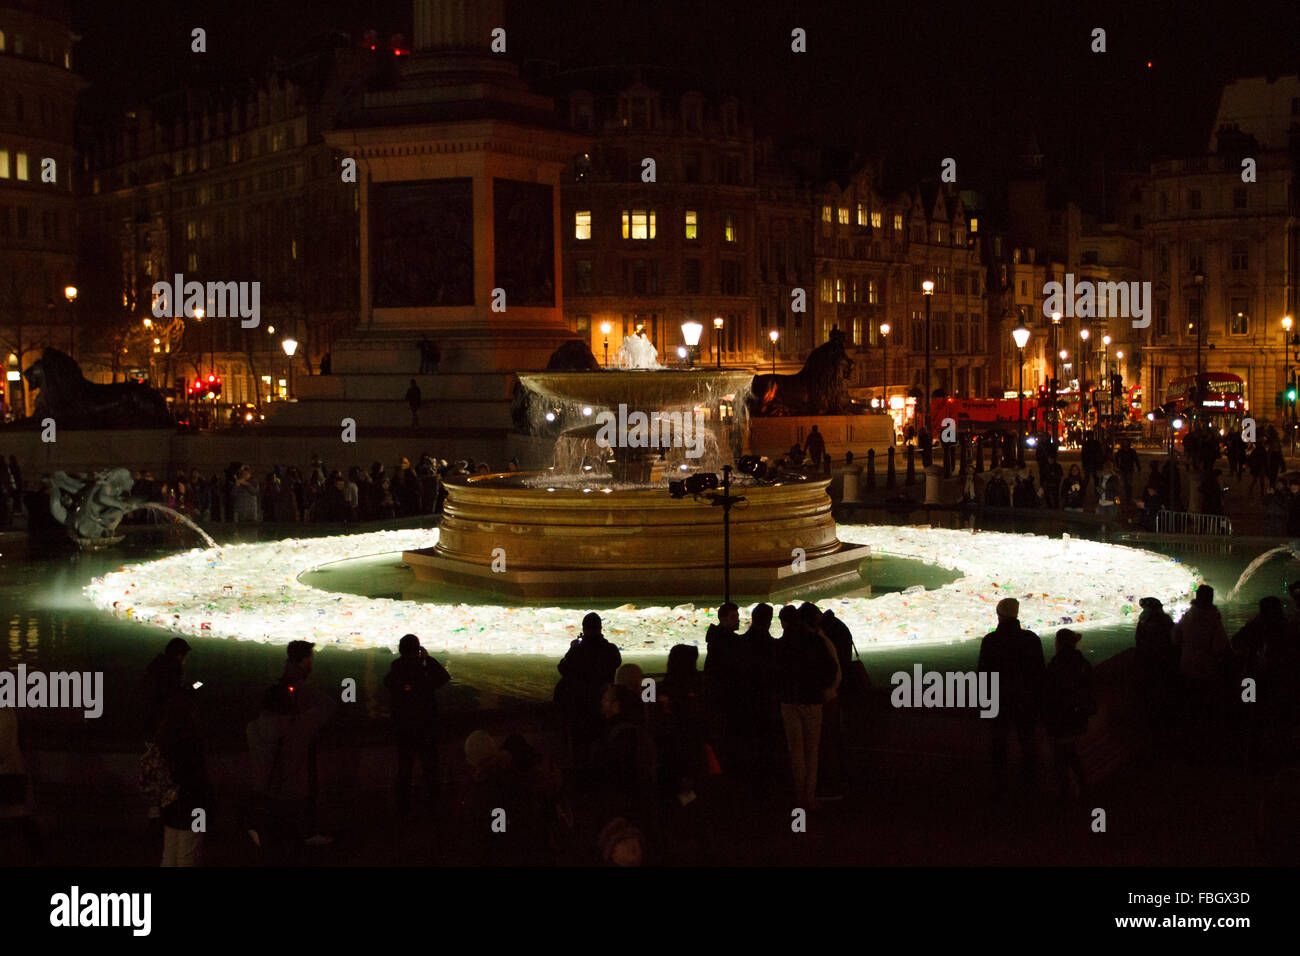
404;470;869;600
518;369;754;411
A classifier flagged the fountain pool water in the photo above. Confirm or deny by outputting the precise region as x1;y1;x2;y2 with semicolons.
1224;541;1300;602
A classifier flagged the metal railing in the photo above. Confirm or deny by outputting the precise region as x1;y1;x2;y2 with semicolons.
1155;508;1232;536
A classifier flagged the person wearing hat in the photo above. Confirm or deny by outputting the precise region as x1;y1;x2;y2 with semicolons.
977;597;1046;794
384;634;452;817
1042;629;1096;800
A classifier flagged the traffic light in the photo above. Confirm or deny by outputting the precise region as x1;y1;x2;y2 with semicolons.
1288;384;1297;404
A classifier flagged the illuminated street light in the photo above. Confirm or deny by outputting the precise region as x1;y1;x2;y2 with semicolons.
282;337;298;399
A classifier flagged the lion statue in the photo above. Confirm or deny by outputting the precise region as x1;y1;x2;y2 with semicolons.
21;349;173;429
747;327;860;416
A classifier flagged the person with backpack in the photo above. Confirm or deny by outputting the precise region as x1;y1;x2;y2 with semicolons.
384;634;452;817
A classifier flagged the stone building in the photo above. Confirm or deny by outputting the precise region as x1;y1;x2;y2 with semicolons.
553;66;757;368
0;0;81;417
77;39;367;405
1115;75;1300;421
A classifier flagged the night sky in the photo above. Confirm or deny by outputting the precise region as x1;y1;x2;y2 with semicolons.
69;0;1300;210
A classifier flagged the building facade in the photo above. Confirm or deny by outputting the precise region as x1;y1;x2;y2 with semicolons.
0;0;81;417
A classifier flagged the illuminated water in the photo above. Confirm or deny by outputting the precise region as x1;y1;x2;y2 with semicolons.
2;514;1294;748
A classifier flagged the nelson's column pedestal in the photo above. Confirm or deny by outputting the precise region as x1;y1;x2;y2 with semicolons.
269;0;589;465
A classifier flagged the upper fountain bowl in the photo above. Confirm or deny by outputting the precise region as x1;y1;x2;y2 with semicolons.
518;369;754;411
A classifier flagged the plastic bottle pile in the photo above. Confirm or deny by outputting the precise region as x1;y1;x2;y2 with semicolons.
83;526;1200;657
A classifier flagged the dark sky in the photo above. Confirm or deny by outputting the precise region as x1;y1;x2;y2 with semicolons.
69;0;1299;209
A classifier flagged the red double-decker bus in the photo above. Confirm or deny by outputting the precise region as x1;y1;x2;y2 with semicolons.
928;396;1047;435
1163;372;1245;430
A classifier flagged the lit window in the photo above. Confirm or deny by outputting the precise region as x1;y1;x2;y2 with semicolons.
838;207;849;225
969;217;978;233
575;210;591;240
893;214;903;231
822;205;832;223
685;210;697;240
15;153;28;181
0;32;5;52
621;209;655;240
835;278;845;303
820;278;833;302
857;203;868;226
0;150;8;179
724;215;736;243
871;211;882;229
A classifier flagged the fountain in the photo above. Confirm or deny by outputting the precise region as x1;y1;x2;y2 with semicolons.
45;469;219;552
403;363;873;600
1224;541;1300;602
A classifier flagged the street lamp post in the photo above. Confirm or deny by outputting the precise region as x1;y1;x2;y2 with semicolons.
1114;350;1123;421
1013;318;1031;465
1079;327;1091;428
1050;311;1061;445
1101;334;1112;425
922;280;935;421
713;316;724;368
681;321;703;368
64;285;77;358
769;329;779;374
600;321;611;368
282;337;298;399
1193;270;1206;386
1283;315;1293;431
880;321;891;413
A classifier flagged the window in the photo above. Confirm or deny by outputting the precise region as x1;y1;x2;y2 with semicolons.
1233;188;1247;209
969;217;978;233
723;155;740;185
933;225;946;244
683;152;700;183
15;153;28;181
835;278;845;303
723;215;736;243
867;279;878;304
937;266;949;292
621;209;656;240
910;312;924;351
0;31;5;52
721;260;741;295
933;312;948;351
970;271;980;295
970;314;983;353
822;205;833;223
1187;298;1202;336
626;259;659;294
685;209;697;240
954;313;966;352
575;259;593;294
1158;243;1169;275
1189;189;1202;211
1020;280;1027;296
1188;240;1204;274
683;259;701;294
1230;239;1248;270
954;271;967;295
820;278;833;303
1156;300;1168;336
1230;298;1249;335
837;207;849;225
871;211;882;229
574;210;591;240
0;150;8;179
894;214;903;232
857;203;868;226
